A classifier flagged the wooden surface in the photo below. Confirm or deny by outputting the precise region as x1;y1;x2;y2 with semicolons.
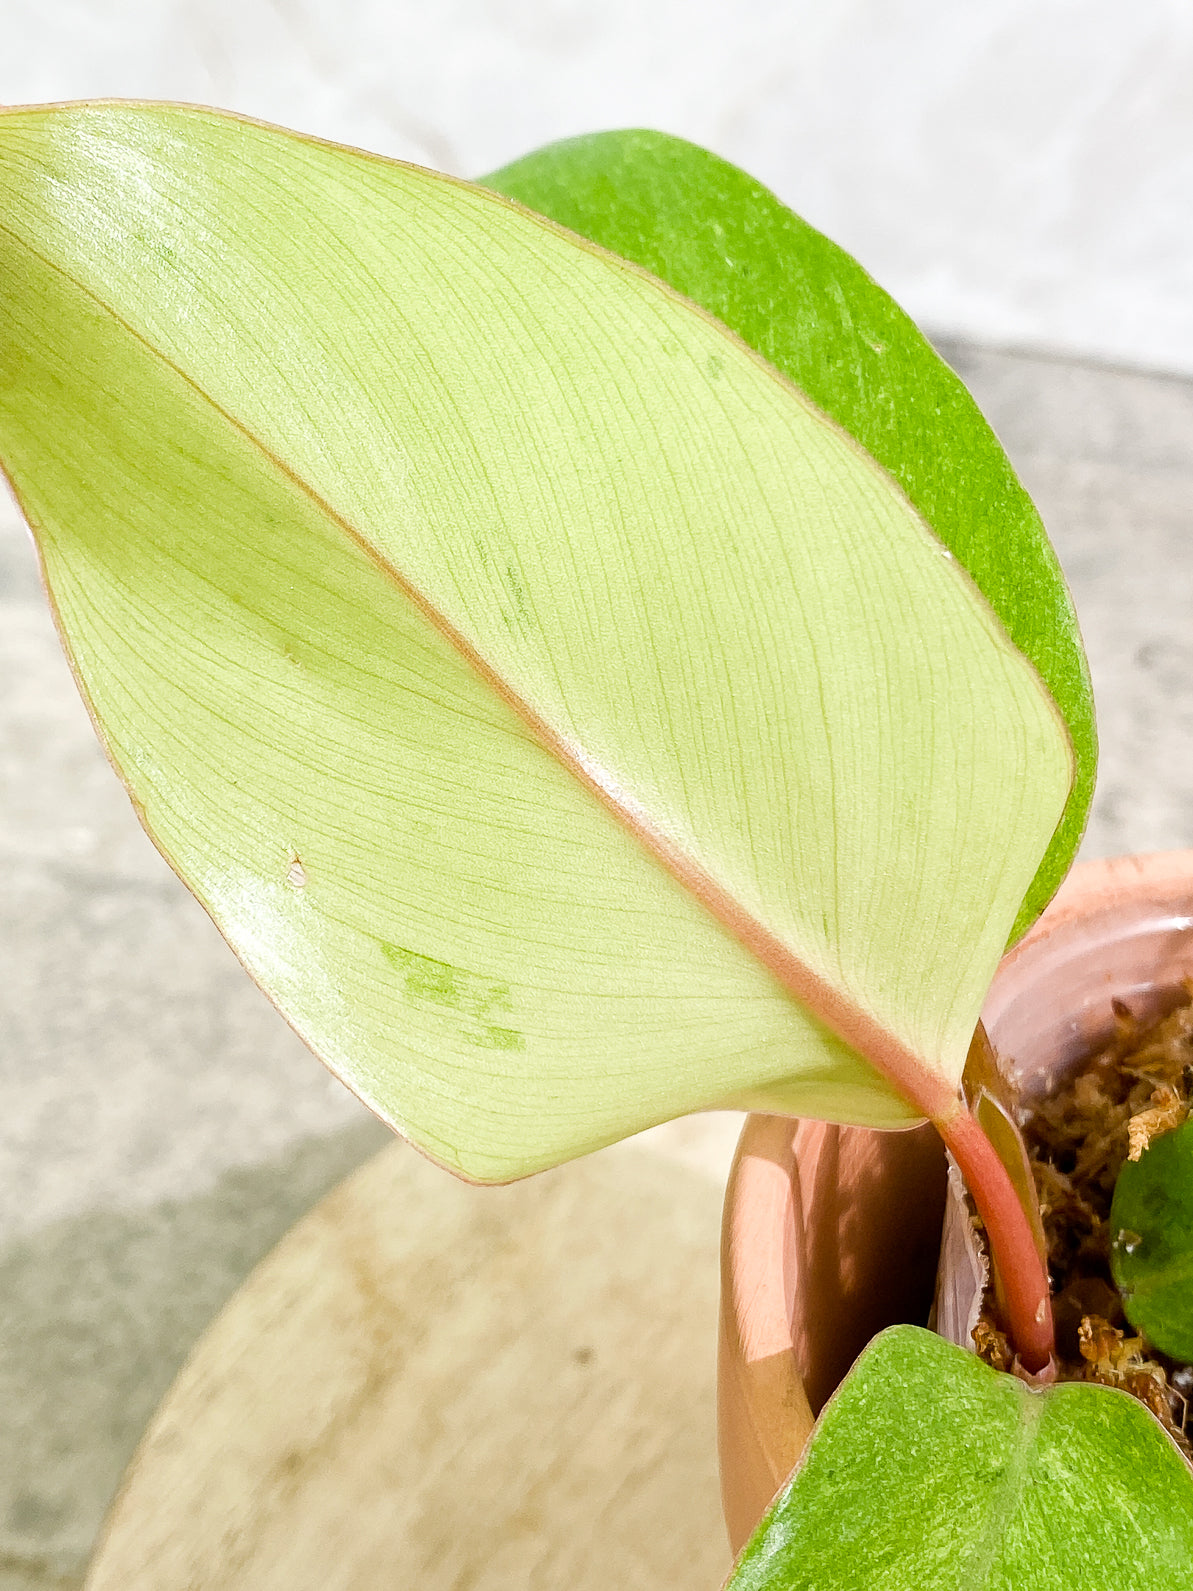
83;1139;734;1591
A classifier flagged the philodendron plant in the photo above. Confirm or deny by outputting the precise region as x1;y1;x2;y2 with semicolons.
2;102;1192;1583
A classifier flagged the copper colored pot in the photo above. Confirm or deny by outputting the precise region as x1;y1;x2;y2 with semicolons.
716;851;1193;1555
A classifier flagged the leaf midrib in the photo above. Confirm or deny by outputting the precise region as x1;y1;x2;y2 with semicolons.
2;211;957;1125
954;1388;1045;1589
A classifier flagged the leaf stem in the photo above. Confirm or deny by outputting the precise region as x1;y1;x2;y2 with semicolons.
936;1104;1055;1374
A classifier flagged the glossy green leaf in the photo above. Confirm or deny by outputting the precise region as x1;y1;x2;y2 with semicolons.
0;105;1071;1179
487;130;1094;940
729;1326;1193;1591
1112;1117;1193;1360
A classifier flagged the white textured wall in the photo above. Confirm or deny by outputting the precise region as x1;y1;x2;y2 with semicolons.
2;0;1192;373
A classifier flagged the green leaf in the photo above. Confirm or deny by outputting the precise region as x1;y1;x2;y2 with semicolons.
729;1326;1193;1591
0;105;1072;1179
486;130;1094;940
1112;1117;1193;1360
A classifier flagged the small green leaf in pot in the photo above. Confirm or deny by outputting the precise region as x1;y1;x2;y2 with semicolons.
1112;1116;1193;1362
485;129;1095;941
727;1325;1193;1591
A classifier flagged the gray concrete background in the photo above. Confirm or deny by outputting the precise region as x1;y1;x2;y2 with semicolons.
2;340;1193;1586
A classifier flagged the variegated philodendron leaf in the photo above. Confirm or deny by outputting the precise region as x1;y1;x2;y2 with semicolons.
728;1327;1193;1591
0;105;1073;1179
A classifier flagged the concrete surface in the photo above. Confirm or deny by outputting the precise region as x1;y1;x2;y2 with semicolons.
1;340;1192;1586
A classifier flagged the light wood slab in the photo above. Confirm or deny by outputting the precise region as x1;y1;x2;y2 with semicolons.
84;1139;733;1590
